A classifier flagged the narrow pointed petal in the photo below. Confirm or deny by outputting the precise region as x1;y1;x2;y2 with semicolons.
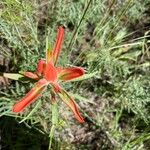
20;71;39;80
13;79;48;112
58;89;85;123
53;26;65;63
57;67;85;81
37;59;46;75
44;63;57;82
51;82;61;93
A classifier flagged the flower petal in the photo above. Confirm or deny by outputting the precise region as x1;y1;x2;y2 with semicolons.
44;63;58;82
53;26;65;63
20;71;39;80
37;59;46;75
58;89;85;123
13;79;48;112
51;82;61;93
57;67;85;81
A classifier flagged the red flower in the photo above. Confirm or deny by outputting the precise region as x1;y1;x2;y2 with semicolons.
13;27;85;123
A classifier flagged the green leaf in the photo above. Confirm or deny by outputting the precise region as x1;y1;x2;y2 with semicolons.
139;62;150;68
71;93;95;104
19;100;41;123
3;73;24;80
118;50;142;61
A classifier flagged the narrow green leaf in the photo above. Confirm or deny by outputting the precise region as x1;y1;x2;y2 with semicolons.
118;50;142;61
19;100;41;123
3;73;24;80
71;93;95;104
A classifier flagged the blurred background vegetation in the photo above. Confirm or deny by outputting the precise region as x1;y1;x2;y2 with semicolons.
0;0;150;149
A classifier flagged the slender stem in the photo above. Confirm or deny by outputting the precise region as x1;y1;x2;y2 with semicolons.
48;102;59;150
67;0;92;51
105;0;133;45
48;125;55;150
93;0;116;36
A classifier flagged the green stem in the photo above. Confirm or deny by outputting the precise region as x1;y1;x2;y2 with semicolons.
48;125;55;150
67;0;92;52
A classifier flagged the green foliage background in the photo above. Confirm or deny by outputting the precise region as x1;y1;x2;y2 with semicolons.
0;0;150;149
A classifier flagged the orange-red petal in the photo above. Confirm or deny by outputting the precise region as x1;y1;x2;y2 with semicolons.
57;67;85;81
53;26;65;63
58;89;85;123
21;71;39;80
51;82;61;93
13;79;48;112
44;63;58;82
37;59;46;75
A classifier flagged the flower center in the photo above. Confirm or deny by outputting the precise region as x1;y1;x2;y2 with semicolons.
44;63;58;82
